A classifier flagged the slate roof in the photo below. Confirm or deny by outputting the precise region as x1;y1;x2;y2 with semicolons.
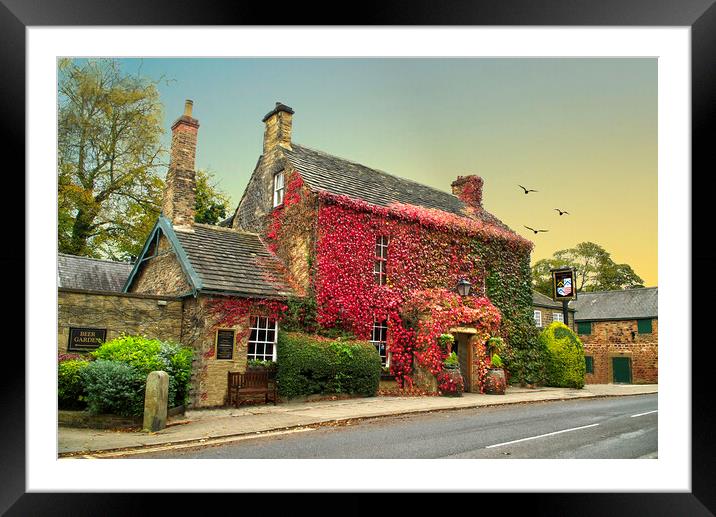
532;290;575;311
173;224;294;298
283;144;514;231
570;287;658;321
58;253;133;292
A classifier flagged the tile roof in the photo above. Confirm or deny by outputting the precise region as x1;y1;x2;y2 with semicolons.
283;144;514;232
532;290;575;310
173;224;294;298
570;287;658;321
58;253;133;292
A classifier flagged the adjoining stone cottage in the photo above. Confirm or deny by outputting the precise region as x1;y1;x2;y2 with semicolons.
532;290;576;331
571;287;658;384
60;99;541;407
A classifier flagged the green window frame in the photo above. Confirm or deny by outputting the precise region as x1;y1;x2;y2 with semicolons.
637;319;653;334
585;356;594;374
577;321;591;335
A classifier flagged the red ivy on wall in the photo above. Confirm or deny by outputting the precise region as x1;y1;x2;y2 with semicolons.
313;194;506;388
257;170;535;390
206;297;288;358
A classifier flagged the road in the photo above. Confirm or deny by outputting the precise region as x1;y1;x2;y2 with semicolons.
130;394;657;459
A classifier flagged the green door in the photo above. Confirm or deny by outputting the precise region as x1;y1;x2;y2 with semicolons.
612;357;632;384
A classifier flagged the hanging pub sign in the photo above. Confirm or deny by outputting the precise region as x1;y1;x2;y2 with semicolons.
216;329;235;360
551;267;577;302
68;327;107;352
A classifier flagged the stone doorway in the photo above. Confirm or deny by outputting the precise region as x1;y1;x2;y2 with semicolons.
451;331;474;392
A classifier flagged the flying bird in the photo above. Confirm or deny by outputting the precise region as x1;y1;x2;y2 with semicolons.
518;185;538;194
554;208;570;215
524;226;549;234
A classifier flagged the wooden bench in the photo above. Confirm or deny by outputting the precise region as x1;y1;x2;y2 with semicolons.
227;370;278;407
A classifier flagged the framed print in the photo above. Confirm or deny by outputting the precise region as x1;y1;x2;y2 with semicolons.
7;0;715;514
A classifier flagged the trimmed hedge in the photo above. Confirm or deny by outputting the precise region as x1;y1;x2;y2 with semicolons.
276;332;381;398
539;322;586;389
58;358;91;410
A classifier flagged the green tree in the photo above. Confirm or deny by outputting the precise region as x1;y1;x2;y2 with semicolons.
58;58;166;260
58;59;233;260
595;262;644;291
532;242;644;296
194;169;232;225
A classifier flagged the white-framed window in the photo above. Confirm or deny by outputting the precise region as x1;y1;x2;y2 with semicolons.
248;316;278;362
370;319;389;367
553;312;564;323
373;235;389;286
273;170;285;207
533;310;542;327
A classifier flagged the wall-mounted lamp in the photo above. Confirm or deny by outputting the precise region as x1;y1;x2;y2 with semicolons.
457;278;472;297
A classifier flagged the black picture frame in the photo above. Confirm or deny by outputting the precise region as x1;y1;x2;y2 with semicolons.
6;0;713;514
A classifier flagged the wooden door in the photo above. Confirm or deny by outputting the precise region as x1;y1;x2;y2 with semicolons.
454;333;472;392
612;357;632;384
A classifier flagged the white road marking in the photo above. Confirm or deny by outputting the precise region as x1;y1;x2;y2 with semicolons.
630;410;658;418
485;423;600;449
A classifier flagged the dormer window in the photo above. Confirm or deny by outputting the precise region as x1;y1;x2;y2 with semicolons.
374;235;389;285
273;171;285;207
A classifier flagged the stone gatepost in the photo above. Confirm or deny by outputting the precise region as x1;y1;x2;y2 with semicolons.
143;371;169;432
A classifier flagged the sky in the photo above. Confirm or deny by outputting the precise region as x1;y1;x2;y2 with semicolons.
114;57;657;286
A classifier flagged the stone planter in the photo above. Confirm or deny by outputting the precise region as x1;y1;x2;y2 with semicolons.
484;368;506;395
438;367;464;397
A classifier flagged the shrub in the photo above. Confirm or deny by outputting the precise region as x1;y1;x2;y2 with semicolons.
58;359;91;410
80;360;146;417
276;332;381;398
91;335;193;408
539;322;585;389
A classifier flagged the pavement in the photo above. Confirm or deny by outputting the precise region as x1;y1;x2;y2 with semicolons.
58;383;658;458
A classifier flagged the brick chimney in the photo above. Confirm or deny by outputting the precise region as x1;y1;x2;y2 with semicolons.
451;175;484;210
262;101;294;153
162;100;199;229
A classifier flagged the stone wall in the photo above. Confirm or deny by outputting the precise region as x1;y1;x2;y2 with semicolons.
534;307;576;331
579;318;658;384
234;105;293;234
57;289;183;354
181;295;265;408
580;318;658;345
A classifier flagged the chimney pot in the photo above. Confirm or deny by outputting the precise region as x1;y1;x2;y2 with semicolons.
184;99;193;117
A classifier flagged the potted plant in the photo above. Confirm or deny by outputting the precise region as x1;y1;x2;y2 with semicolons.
438;352;464;397
484;337;506;395
438;333;455;354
